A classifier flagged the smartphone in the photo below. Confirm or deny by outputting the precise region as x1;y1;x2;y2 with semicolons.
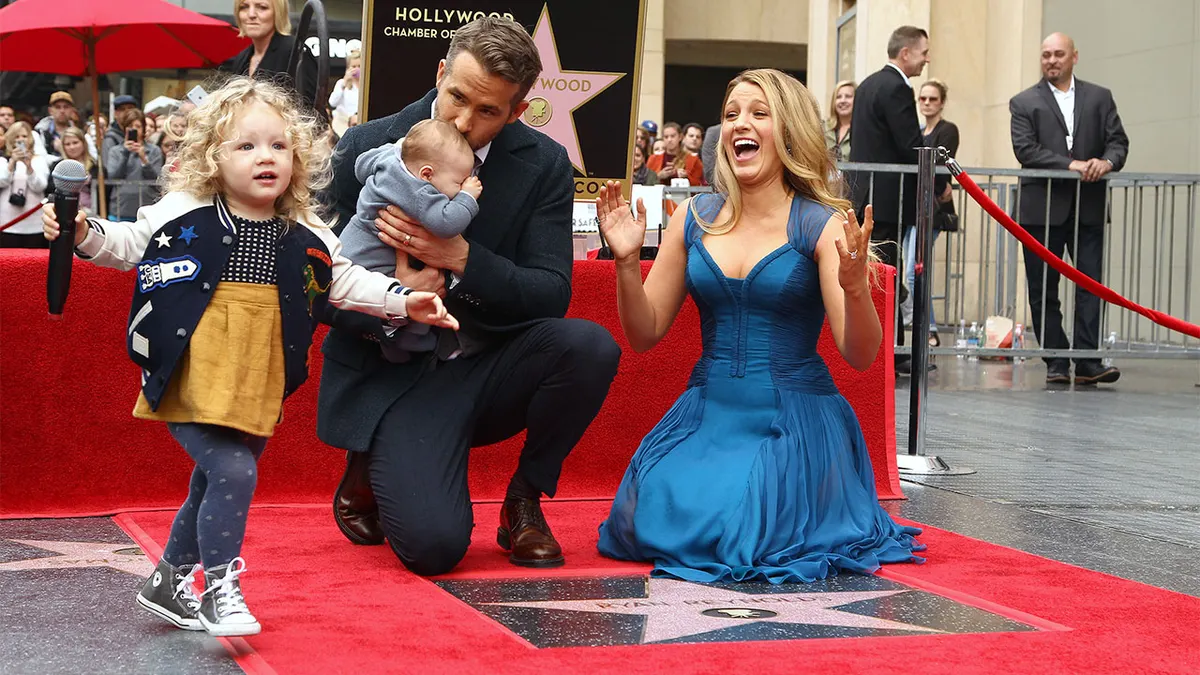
16;140;26;153
186;85;208;108
126;128;139;142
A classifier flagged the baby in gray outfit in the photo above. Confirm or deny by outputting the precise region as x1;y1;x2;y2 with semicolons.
340;118;483;362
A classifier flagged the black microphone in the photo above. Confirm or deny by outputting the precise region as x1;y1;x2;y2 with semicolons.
47;160;88;316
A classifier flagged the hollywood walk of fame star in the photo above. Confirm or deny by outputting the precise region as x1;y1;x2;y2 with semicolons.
154;232;172;249
523;6;625;175
0;540;154;577
483;577;943;644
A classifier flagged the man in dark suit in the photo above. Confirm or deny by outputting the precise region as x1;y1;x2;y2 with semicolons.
1010;32;1127;385
848;25;929;374
701;123;720;187
320;17;621;575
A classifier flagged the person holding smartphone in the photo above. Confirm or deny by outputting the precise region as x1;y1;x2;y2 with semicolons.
0;122;51;248
329;48;362;138
104;107;163;222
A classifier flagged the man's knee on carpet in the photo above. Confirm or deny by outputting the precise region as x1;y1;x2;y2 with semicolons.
386;520;472;577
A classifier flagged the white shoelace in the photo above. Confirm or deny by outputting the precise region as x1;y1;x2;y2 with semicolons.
201;557;251;618
174;564;202;611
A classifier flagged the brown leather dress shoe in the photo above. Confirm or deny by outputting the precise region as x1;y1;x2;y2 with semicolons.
497;497;565;568
333;451;385;546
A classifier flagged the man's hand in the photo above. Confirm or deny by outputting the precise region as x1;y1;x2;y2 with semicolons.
1069;158;1113;183
1086;158;1114;182
376;205;470;275
392;249;446;297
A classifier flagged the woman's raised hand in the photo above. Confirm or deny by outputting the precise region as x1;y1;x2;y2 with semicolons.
835;206;874;293
595;180;647;263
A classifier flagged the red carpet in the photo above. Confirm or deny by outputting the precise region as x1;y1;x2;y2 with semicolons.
1;253;904;517
116;502;1200;675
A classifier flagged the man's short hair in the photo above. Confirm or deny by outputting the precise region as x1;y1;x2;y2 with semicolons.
445;16;542;105
401;118;472;166
887;26;928;59
661;122;682;135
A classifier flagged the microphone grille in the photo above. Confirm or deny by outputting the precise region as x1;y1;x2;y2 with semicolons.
52;160;89;196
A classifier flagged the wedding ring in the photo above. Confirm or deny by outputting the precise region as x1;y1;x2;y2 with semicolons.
404;234;412;245
849;250;859;260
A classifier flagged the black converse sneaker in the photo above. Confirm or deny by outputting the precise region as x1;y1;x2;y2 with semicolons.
136;559;203;630
198;557;260;637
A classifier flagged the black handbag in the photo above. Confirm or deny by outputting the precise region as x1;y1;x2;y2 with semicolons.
933;207;959;232
7;190;26;208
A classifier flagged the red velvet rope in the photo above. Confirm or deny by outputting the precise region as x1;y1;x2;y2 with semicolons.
0;200;46;234
953;168;1200;340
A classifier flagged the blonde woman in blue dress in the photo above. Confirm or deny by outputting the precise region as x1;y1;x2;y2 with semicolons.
595;69;924;584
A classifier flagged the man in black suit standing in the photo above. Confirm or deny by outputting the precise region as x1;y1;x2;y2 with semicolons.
849;25;930;374
700;123;720;187
319;17;621;575
1010;32;1127;385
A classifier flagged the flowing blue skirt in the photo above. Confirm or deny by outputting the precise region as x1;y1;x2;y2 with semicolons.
598;375;925;584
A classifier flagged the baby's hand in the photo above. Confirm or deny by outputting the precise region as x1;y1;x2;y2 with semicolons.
405;291;460;330
461;175;483;200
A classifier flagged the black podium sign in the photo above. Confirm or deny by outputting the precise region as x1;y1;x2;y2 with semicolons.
360;1;646;198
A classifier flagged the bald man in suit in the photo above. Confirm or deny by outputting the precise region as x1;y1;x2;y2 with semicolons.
1010;32;1128;386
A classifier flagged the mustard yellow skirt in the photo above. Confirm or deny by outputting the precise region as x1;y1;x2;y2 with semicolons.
134;282;286;437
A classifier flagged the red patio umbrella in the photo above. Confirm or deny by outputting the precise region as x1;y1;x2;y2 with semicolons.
0;0;250;215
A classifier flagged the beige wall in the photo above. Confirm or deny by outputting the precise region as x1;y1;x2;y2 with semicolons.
663;0;809;43
638;0;667;128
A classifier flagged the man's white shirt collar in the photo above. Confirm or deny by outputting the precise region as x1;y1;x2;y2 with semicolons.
1048;76;1076;95
886;62;912;88
431;100;491;165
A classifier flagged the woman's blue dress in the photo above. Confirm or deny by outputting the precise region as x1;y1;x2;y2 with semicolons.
598;193;925;584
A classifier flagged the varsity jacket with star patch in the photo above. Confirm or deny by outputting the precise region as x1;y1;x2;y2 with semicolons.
75;191;414;411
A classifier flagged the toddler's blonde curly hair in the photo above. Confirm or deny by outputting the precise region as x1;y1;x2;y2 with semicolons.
166;76;330;226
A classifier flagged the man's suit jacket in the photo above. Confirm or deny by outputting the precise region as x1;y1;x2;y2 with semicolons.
317;89;575;452
1009;78;1129;227
848;65;923;228
701;124;720;187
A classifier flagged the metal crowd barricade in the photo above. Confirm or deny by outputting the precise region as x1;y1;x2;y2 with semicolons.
835;160;1200;362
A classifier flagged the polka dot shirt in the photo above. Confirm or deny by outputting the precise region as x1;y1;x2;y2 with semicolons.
221;215;284;285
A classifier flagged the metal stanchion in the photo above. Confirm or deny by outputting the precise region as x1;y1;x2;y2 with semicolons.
897;146;974;476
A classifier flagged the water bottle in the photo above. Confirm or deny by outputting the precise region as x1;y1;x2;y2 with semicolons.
1103;331;1118;367
967;321;980;360
955;319;968;359
1012;324;1026;362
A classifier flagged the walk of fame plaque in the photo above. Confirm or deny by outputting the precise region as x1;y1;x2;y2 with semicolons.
435;574;1047;648
359;1;646;199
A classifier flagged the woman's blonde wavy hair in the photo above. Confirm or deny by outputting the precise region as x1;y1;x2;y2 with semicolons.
60;127;95;173
166;76;330;227
232;0;292;37
696;69;850;234
694;69;880;275
825;80;856;131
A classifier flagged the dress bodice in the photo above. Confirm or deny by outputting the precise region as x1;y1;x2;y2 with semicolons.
683;193;839;395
